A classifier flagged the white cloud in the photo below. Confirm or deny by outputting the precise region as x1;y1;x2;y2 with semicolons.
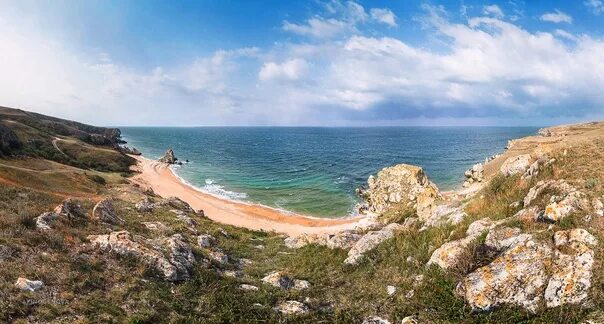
585;0;604;15
282;18;351;38
540;10;572;23
483;5;504;19
259;59;308;81
282;1;397;38
370;8;397;27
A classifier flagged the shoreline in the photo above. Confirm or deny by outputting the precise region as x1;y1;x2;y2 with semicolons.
129;155;364;236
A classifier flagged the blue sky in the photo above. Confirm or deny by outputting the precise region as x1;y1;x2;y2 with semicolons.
1;0;604;126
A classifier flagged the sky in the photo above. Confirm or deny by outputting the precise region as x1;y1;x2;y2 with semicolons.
1;0;604;126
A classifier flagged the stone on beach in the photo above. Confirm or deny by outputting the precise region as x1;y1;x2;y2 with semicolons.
159;149;178;164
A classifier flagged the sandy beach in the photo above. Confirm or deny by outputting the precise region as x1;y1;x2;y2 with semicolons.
130;155;363;236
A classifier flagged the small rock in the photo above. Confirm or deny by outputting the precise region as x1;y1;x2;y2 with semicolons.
362;316;391;324
93;199;124;225
405;290;415;299
14;277;44;292
401;316;419;324
209;251;229;265
135;197;155;213
35;212;59;230
262;271;294;289
239;284;259;291
254;245;265;250
274;300;309;315
142;222;170;233
197;234;215;248
54;198;87;220
386;285;396;296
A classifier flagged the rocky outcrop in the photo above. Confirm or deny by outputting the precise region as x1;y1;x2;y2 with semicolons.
261;271;310;290
197;234;216;248
523;180;573;207
135;197;155;213
344;223;402;265
357;164;440;220
545;229;597;307
521;156;555;180
457;234;552;312
36;198;88;230
542;191;586;222
159;149;178;164
93;199;124;225
457;227;598;312
463;163;484;188
35;212;59;230
54;198;87;220
500;154;532;177
88;231;195;281
427;218;502;270
14;277;44;292
274;301;309;315
284;231;361;250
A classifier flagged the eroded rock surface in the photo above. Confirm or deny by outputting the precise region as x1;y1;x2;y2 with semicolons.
457;235;552;312
545;229;598;307
93;199;124;225
36;212;59;230
274;300;309;315
54;198;87;220
357;164;440;220
500;154;532;177
88;231;195;281
344;223;402;265
159;149;178;164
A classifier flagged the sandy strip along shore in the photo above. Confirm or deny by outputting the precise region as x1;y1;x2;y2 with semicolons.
130;155;363;236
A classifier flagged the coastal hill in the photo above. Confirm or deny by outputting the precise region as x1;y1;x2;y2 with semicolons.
1;106;604;323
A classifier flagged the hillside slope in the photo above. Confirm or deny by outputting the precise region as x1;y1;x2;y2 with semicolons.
1;108;603;323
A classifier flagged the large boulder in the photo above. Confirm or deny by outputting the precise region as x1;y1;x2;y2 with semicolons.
344;223;402;265
456;234;552;312
358;164;440;220
457;228;598;312
159;149;178;164
88;231;195;281
500;154;532;177
93;199;124;225
545;229;598;307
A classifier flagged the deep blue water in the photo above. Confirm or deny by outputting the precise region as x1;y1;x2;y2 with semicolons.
121;127;538;217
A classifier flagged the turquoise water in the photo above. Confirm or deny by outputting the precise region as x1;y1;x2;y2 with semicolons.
121;127;537;217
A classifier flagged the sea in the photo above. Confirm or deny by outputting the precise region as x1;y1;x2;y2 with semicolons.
121;127;538;218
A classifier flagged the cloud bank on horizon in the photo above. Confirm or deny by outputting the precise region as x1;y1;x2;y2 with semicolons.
0;0;603;126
